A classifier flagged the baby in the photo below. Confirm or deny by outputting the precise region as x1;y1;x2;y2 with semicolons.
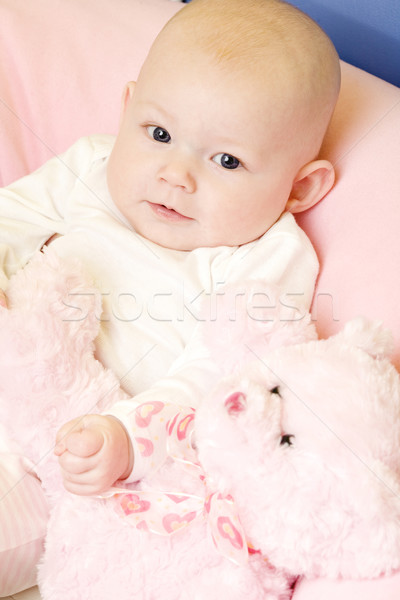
0;0;340;586
54;0;340;494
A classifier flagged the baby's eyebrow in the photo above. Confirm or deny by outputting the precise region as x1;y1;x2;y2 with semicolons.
136;99;170;121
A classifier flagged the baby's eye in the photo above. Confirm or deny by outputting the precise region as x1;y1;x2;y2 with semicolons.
212;153;241;170
147;126;171;144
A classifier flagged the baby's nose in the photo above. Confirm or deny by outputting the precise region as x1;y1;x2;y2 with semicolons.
158;156;196;193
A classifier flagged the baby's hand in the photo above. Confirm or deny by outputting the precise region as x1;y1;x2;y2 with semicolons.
54;414;133;495
0;289;7;308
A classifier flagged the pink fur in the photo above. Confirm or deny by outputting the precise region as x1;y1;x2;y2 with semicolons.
1;251;399;599
201;280;318;375
0;249;129;503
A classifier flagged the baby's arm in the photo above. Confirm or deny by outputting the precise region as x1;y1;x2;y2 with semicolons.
0;137;100;286
56;325;217;493
55;402;186;494
106;333;219;483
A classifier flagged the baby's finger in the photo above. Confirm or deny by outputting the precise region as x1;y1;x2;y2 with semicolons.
64;427;104;458
57;450;98;476
54;442;65;456
59;461;113;496
55;416;85;446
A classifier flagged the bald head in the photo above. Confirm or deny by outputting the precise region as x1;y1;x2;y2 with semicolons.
168;0;337;66
146;0;340;163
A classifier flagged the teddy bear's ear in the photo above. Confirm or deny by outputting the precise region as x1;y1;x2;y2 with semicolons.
201;281;317;375
338;317;394;358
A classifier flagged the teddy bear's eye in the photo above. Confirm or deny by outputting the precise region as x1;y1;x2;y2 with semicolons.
270;386;281;396
280;434;294;446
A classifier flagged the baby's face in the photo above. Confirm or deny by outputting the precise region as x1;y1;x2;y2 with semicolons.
107;52;301;250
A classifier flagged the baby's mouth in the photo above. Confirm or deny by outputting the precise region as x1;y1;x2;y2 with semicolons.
148;202;193;222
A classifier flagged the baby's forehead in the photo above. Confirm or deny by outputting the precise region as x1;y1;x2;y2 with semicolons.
149;4;336;106
139;0;339;158
160;15;308;68
146;26;307;98
159;0;331;66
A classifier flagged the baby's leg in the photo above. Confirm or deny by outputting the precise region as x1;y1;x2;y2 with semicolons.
0;452;49;596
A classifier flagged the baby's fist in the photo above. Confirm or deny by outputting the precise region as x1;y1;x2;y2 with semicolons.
55;414;133;495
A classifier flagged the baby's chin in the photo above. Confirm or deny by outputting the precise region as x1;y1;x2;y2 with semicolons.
133;227;199;252
134;219;265;251
143;235;261;252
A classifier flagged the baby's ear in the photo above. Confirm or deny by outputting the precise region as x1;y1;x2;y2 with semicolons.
119;81;136;120
286;160;335;214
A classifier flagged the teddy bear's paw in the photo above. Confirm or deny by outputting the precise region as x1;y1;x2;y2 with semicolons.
6;247;102;332
0;247;128;471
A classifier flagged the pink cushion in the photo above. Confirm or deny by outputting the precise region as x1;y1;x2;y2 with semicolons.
0;0;181;184
297;62;400;370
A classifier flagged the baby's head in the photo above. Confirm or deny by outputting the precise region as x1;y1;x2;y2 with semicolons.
108;0;340;250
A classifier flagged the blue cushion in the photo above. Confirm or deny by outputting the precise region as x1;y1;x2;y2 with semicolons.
288;0;400;87
182;0;400;87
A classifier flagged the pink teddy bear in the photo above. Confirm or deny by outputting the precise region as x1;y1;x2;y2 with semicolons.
1;251;400;599
40;320;400;600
